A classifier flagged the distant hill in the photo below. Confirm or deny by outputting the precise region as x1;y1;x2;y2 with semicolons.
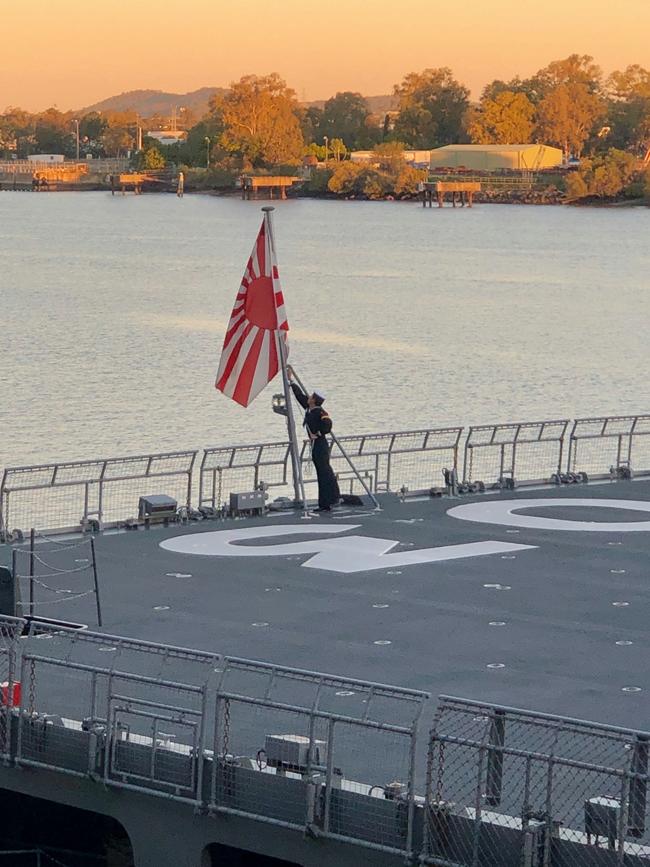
304;94;397;114
79;87;226;119
80;88;398;120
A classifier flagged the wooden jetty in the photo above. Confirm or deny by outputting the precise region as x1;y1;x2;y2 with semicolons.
421;181;481;207
109;171;179;195
240;175;303;200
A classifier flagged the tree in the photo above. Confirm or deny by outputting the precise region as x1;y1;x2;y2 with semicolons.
141;146;166;169
373;141;407;172
0;107;34;156
328;137;347;161
102;126;134;157
536;83;605;158
212;73;304;167
393;68;469;147
565;148;638;198
319;91;376;150
535;54;603;96
300;106;323;146
327;162;364;195
607;65;650;153
79;112;107;142
34;108;75;156
468;91;535;144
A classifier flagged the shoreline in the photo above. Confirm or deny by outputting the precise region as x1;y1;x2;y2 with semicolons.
1;184;648;208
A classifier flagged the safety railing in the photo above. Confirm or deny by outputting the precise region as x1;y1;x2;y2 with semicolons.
301;427;463;498
463;419;569;487
199;426;463;510
0;615;428;859
423;695;650;867
199;442;291;509
0;450;197;539
567;414;650;479
210;658;427;857
4;615;650;863
4;412;650;539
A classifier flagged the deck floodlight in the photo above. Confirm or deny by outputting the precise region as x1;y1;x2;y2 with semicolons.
272;393;288;417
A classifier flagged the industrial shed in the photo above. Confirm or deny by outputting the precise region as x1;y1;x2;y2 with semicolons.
430;144;563;171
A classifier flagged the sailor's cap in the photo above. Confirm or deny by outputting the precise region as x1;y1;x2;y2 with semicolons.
312;388;326;401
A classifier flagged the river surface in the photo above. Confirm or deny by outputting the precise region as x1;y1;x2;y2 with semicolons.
1;192;649;469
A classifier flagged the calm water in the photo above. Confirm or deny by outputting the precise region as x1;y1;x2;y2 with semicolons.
1;192;649;469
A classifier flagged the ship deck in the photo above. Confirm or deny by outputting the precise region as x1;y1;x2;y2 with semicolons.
7;477;650;731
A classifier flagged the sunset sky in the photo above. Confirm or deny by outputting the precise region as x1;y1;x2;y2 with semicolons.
2;0;648;111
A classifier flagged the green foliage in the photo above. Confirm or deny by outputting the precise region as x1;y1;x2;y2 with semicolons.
212;73;304;167
325;157;425;199
606;65;650;154
182;166;238;190
373;141;407;171
135;146;165;170
318;92;379;150
468;91;535;144
327;162;363;195
565;148;639;198
79;112;107;142
393;68;470;147
394;165;426;196
535;54;604;96
307;167;333;193
328;138;347;160
536;83;606;158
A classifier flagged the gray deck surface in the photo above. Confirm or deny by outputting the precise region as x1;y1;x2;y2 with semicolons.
5;479;650;731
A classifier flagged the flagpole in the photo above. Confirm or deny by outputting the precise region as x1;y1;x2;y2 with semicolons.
262;206;307;512
289;367;381;510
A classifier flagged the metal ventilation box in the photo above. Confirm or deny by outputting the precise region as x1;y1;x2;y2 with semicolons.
585;796;620;846
265;734;326;770
230;491;265;514
138;495;178;522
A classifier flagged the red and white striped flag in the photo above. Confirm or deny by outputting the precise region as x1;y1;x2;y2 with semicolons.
215;218;289;407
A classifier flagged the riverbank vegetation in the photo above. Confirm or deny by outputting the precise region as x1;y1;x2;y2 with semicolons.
1;55;648;204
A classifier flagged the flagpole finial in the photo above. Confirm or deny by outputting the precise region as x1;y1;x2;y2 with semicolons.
261;206;275;213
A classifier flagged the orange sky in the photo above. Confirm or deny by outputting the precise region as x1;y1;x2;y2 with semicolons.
1;0;648;111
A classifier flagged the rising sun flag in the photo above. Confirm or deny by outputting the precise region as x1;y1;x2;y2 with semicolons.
215;216;289;407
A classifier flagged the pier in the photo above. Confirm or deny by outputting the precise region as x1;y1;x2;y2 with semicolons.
240;175;303;200
421;180;481;207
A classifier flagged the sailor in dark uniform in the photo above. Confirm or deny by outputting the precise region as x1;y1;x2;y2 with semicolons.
287;367;340;512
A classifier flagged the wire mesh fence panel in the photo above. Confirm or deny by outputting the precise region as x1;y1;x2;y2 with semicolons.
0;617;22;758
107;678;206;800
209;658;426;850
2;485;91;539
324;719;415;854
463;421;568;485
387;429;462;494
211;696;311;827
0;451;197;537
100;475;191;524
567;415;650;477
423;696;650;867
630;416;650;474
568;437;626;477
17;656;98;775
199;443;291;508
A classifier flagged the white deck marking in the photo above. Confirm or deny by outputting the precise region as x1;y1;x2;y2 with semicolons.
448;498;650;532
160;524;535;574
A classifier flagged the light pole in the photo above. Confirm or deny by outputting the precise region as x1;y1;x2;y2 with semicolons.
72;119;80;160
204;136;211;170
323;135;328;166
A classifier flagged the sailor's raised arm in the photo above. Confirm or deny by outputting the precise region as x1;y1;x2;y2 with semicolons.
287;368;308;409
